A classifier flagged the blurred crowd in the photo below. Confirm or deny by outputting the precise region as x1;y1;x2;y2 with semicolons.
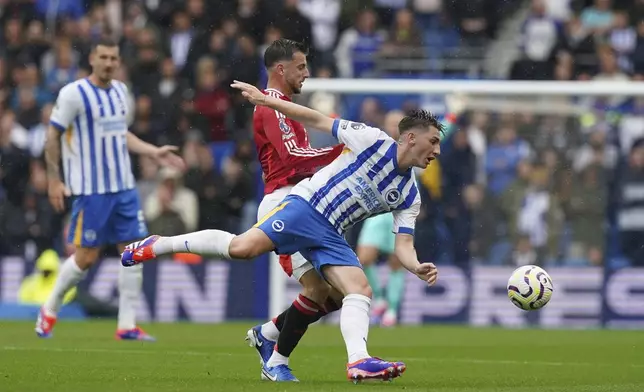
513;0;644;81
0;0;642;269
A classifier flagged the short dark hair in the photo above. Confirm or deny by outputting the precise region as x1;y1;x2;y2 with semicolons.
91;37;119;52
263;38;308;68
399;109;445;135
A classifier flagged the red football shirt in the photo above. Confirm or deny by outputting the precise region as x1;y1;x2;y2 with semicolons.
253;88;344;195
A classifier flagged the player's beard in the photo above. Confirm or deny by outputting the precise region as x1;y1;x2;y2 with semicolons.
100;69;113;84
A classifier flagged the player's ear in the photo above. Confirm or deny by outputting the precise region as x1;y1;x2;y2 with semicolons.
406;132;415;145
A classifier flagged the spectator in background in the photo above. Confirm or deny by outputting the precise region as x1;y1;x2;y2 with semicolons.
567;163;606;265
485;126;531;196
441;130;476;265
609;11;636;72
335;8;386;78
273;0;313;50
544;0;572;22
130;28;161;96
151;58;189;143
43;42;78;94
573;130;618;172
145;167;199;235
499;160;533;247
514;0;563;80
193;57;231;142
15;87;41;129
378;8;424;74
447;0;490;46
136;155;160;205
3;18;25;72
236;0;270;44
11;64;51;111
167;10;194;73
632;0;644;25
183;138;227;231
580;0;615;35
23;20;49;67
631;21;644;74
593;47;629;106
297;0;341;67
617;139;644;266
41;38;80;79
463;184;498;262
515;165;563;264
358;97;384;127
214;155;255;233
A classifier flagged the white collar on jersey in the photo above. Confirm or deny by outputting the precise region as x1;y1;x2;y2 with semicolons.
264;88;284;96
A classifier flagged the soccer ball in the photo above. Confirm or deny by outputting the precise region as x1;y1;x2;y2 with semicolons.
507;265;554;311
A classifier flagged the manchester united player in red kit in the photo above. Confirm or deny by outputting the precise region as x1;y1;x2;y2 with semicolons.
245;39;344;381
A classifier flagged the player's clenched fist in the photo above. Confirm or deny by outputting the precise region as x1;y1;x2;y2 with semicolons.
231;80;266;106
414;262;438;286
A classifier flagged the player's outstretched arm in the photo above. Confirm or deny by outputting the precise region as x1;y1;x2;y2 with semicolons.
125;132;186;171
394;233;438;286
232;80;335;134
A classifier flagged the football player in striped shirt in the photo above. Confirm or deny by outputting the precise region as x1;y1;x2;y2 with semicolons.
36;38;184;340
122;80;440;383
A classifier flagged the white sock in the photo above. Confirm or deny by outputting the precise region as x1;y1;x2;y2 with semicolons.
43;255;86;316
261;320;279;341
341;294;371;364
266;349;289;368
152;230;235;258
117;263;142;330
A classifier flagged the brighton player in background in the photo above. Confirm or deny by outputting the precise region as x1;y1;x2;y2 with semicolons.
37;38;184;340
246;39;345;380
358;98;465;327
121;80;440;383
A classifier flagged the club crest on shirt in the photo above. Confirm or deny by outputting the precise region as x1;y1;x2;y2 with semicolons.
279;118;294;140
385;188;401;205
351;122;365;130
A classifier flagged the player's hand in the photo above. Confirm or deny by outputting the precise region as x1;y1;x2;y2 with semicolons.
231;80;266;106
414;262;438;286
445;93;468;117
154;145;186;171
48;179;70;212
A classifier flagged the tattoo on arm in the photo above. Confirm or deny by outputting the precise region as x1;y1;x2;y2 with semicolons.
45;126;61;181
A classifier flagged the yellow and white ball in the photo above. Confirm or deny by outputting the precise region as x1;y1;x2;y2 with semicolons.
507;265;554;311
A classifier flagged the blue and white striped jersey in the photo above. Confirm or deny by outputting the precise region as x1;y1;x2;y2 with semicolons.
49;78;136;196
291;118;421;235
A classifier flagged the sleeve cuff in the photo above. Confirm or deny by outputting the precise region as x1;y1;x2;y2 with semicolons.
50;120;67;132
398;227;414;235
332;119;340;139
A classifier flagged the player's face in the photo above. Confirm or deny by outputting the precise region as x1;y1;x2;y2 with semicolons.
281;51;309;94
90;45;120;83
408;126;441;168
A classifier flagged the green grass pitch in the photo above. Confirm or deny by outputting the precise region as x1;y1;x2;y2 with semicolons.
0;321;642;391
